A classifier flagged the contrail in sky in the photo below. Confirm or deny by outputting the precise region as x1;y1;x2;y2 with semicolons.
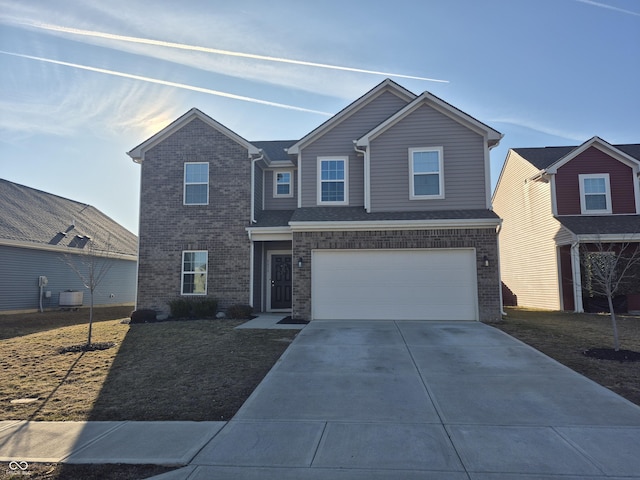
0;51;333;116
574;0;640;16
22;22;449;83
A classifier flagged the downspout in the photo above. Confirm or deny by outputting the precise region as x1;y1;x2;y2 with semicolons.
353;141;368;211
250;150;264;224
570;240;584;312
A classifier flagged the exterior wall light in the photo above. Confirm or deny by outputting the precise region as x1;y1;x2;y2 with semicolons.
298;257;303;268
483;255;490;267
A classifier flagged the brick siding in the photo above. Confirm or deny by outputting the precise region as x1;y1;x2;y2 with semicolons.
292;228;501;322
137;118;251;315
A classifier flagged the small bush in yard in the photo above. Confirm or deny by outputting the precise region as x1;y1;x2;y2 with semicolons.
168;298;192;318
227;304;254;319
192;298;218;318
130;309;157;324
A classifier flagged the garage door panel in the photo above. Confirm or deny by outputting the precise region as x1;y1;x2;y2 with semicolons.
312;249;477;321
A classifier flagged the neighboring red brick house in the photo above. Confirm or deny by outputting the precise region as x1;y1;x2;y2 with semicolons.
494;136;640;313
128;79;504;321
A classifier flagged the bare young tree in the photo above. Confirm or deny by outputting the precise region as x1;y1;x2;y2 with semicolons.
62;234;114;346
581;240;640;351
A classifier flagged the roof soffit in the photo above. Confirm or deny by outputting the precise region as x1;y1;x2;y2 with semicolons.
286;79;416;154
127;108;259;162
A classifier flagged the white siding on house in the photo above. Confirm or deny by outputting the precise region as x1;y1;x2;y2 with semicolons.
369;104;486;212
493;151;564;310
300;90;409;207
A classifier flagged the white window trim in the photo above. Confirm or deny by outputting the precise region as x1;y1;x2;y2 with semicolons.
181;250;208;295
579;173;612;214
273;170;294;198
317;156;349;205
184;162;209;205
409;147;444;200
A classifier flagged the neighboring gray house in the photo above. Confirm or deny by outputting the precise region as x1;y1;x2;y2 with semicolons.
0;179;138;313
128;79;503;321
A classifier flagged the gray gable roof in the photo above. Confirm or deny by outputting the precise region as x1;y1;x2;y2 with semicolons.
253;210;295;227
556;215;640;236
514;144;640;170
0;179;138;257
251;140;297;162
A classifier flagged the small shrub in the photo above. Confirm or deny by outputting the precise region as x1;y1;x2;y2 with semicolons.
226;304;254;320
168;298;192;318
192;298;218;318
130;309;157;324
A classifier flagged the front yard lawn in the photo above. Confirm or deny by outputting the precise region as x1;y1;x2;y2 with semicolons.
495;307;640;407
0;307;297;422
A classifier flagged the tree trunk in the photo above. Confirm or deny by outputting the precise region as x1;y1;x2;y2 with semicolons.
87;291;94;346
607;294;620;351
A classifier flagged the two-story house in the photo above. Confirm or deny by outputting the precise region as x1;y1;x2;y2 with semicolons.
128;79;503;321
493;136;640;313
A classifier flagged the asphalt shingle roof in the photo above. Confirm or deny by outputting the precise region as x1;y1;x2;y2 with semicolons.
251;140;297;162
290;207;500;223
556;215;640;236
252;210;295;227
0;179;138;256
514;144;640;170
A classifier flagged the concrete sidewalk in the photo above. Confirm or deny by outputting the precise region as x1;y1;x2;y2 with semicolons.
2;320;640;479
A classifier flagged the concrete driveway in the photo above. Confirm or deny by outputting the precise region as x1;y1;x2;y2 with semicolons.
186;320;640;479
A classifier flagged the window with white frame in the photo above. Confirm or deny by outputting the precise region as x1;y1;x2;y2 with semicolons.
181;250;207;295
184;162;209;205
579;174;611;214
318;157;348;204
409;147;444;199
274;170;293;197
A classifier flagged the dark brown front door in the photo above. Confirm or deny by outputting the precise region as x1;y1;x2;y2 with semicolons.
271;255;292;309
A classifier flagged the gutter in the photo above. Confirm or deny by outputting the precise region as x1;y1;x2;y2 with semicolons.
250;150;265;224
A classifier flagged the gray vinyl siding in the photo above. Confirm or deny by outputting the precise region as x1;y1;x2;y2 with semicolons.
369;104;487;212
300;90;409;207
263;170;298;210
0;245;136;312
493;151;564;310
254;165;264;212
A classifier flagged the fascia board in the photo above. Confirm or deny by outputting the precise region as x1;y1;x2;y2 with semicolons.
245;226;293;241
127;108;259;162
289;218;501;232
546;136;640;174
575;233;640;242
288;80;416;154
0;239;137;261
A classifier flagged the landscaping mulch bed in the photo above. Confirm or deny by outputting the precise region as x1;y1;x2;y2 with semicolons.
0;463;175;480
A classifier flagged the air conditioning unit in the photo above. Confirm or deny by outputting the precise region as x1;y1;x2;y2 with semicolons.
59;291;83;307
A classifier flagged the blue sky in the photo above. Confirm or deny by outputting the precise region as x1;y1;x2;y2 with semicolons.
1;0;638;234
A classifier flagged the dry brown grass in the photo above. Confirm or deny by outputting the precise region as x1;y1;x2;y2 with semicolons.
495;307;640;406
0;307;297;422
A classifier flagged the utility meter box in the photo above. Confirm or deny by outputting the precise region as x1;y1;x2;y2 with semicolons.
59;291;83;307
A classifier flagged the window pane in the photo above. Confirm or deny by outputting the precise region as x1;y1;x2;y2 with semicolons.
414;174;440;196
321;160;344;181
584;177;605;194
276;172;290;184
185;163;208;183
585;194;607;210
413;151;440;173
321;182;344;202
183;274;195;294
192;273;206;294
185;184;207;204
277;184;290;195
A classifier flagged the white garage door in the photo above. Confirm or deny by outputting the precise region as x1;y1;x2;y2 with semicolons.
312;249;478;321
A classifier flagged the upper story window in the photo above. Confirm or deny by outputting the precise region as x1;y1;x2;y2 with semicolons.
274;170;293;198
181;250;207;295
184;162;209;205
318;157;348;205
409;147;444;200
579;173;611;214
